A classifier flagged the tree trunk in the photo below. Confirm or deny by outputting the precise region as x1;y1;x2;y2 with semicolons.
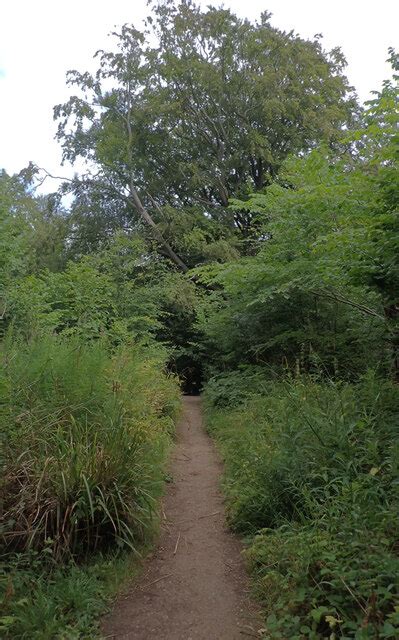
129;185;189;273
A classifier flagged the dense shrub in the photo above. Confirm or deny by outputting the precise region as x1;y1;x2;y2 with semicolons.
196;71;398;381
247;520;399;639
204;371;399;637
0;334;180;559
204;366;271;408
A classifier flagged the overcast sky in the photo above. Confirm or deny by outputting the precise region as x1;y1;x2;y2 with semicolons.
0;0;397;187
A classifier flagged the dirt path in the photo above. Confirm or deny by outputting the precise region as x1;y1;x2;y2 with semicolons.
102;396;261;640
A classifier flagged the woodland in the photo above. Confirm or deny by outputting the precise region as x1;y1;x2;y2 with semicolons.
0;1;398;637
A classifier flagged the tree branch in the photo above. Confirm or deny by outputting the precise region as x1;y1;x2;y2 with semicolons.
309;288;385;321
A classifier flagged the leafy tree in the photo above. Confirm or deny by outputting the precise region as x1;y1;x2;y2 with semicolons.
356;49;399;312
6;231;199;348
0;171;30;290
195;64;398;377
52;0;356;269
7;260;117;340
0;171;68;337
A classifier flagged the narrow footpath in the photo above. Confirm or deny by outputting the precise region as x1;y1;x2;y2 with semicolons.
102;396;261;640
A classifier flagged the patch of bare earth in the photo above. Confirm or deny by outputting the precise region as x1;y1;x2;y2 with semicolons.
102;396;262;640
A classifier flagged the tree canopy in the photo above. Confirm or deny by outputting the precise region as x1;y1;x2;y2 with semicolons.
53;0;356;268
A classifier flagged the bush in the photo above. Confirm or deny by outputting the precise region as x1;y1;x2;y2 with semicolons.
204;366;271;408
0;551;136;639
1;334;180;559
204;371;399;637
247;521;399;639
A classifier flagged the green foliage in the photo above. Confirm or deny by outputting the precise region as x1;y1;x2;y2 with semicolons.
6;261;118;340
0;169;69;341
204;371;399;637
1;15;397;639
0;551;139;639
1;334;180;558
196;79;398;378
200;64;399;638
5;236;197;344
248;522;399;639
204;366;270;408
51;0;355;271
0;170;68;280
0;214;184;638
0;171;30;290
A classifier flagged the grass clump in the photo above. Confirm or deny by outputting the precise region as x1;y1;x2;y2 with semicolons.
0;333;180;637
204;370;399;638
0;550;140;639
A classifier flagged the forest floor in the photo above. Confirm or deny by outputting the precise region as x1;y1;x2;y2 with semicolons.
101;396;262;640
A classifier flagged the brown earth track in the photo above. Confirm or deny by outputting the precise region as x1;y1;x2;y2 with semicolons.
102;396;262;640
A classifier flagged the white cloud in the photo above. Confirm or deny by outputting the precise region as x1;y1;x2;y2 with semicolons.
0;0;397;188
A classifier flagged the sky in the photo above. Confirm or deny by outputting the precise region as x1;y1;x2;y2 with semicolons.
0;0;398;189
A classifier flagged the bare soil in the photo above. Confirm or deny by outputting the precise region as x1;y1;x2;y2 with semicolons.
102;396;261;640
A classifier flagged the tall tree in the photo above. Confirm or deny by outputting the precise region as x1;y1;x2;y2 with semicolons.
53;0;357;269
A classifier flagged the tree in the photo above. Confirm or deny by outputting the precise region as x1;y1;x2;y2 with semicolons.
0;169;69;337
53;0;356;269
194;57;398;378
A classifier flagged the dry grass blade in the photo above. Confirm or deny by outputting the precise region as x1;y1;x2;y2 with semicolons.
173;531;181;555
140;573;173;590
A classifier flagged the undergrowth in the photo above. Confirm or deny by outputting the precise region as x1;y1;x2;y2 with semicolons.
204;370;399;639
0;333;180;638
0;549;144;639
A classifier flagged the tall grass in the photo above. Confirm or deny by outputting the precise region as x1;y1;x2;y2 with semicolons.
1;334;180;558
0;334;180;637
204;371;399;638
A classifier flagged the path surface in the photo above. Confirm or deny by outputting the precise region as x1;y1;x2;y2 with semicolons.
102;396;261;640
